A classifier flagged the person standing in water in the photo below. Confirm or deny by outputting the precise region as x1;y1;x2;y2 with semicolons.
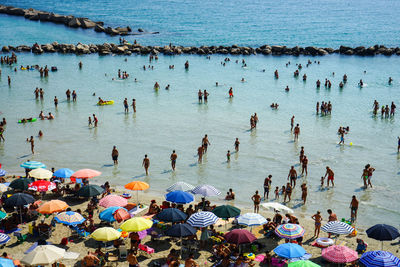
291;116;295;131
198;90;203;103
185;60;189;69
324;166;334;187
234;138;240;152
203;90;209;102
301;183;308;204
263;175;272;199
123;98;129;113
226;150;231;162
54;96;58;108
350;195;359;223
294;124;300;141
131;99;136;113
202;135;211;153
112;146;119;165
93;114;98;127
301;156;308;176
366;164;375;188
287;166;297;188
339;132;345;145
197;146;203;163
28;136;34;154
170;150;177;171
142;155;150;175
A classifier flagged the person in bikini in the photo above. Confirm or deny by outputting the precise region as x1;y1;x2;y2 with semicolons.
251;191;261;213
311;211;322;238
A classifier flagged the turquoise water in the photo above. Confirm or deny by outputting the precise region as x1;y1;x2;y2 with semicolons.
1;0;400;47
1;53;400;226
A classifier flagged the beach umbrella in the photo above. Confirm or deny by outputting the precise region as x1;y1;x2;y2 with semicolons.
121;217;153;232
70;169;101;180
20;161;46;169
322;245;358;263
0;211;7;220
187;211;219;228
9;178;31;190
91;227;121;241
165;190;194;204
0;233;10;244
0;183;8;192
155;208;188;222
275;223;305;239
360;250;400;267
288;260;320;267
260;202;294;213
212;205;241;219
367;224;400;250
114;208;130;223
166;181;195;192
37;200;68;214
274;243;306;259
225;229;257;245
0;169;6;177
0;258;14;267
21;245;65;266
124;181;149;203
321;221;354;235
99;194;128;208
99;206;128;223
237;213;267;227
5;193;34;206
165;223;197;237
191;184;221;197
76;184;104;197
28;180;56;192
53;168;74;178
55;211;85;225
29;168;53;180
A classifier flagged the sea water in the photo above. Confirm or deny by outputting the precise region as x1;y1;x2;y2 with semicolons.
0;53;400;226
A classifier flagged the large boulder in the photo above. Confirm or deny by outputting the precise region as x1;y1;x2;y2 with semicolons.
1;46;9;52
115;27;129;35
6;7;26;16
79;18;96;28
16;45;31;52
94;24;105;32
68;17;81;28
0;5;7;13
76;43;90;54
50;14;71;24
305;46;319;55
105;27;119;35
32;45;43;54
318;49;328;55
271;45;285;52
42;44;55;52
38;12;51;21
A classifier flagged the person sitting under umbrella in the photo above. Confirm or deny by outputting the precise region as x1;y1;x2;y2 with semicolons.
356;238;368;254
148;200;160;215
263;218;277;237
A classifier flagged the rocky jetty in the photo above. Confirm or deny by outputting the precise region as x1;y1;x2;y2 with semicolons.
0;5;159;36
1;43;400;57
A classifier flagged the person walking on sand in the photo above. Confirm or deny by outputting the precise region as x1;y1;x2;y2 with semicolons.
112;146;119;165
234;138;240;152
324;166;334;187
350;195;359;223
123;98;129;113
251;191;261;213
311;211;322;238
28;136;34;154
170;150;177;171
263;175;272;199
294;124;300;141
287;166;297;188
142;155;150;175
197;146;204;163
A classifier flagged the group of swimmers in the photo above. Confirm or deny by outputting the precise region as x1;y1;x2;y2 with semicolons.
373;100;396;117
316;101;332;115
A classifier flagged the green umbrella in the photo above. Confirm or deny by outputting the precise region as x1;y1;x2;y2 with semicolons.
76;184;104;197
212;205;241;219
0;211;7;220
288;260;321;267
9;178;31;190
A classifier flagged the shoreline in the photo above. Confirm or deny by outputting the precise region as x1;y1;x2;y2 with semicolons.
1;42;400;56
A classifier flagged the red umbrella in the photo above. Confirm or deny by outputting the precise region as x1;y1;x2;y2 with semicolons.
225;229;257;245
99;195;128;208
70;169;101;182
28;180;56;192
322;245;358;263
113;208;130;223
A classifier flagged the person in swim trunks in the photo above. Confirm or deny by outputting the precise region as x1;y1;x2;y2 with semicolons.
142;154;150;175
311;211;322;238
234;138;240;152
350;195;359;223
324;166;334;187
284;183;292;202
263;175;272;199
112;146;119;165
198;90;203;103
202;135;210;153
251;191;261;213
287;166;297;188
170;150;177;171
361;165;369;188
123;98;129;113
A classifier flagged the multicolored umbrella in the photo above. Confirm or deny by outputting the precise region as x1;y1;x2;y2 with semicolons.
237;213;267;227
191;184;220;197
260;202;294;213
0;169;6;177
28;180;56;192
21;245;65;266
360;250;400;267
155;208;188;222
9;178;31;190
322;245;358;263
37;200;68;214
288;260;320;267
70;169;101;180
0;233;10;244
29;168;53;180
55;211;85;225
166;182;195;192
275;223;305;239
165;190;194;204
99;195;128;208
99;206;129;223
212;205;241;219
321;221;354;235
121;217;153;232
274;243;306;259
91;227;122;241
187;212;219;228
53;168;74;178
225;229;257;245
20;161;46;169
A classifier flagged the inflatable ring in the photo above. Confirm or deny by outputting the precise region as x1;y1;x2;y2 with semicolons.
244;253;255;260
316;237;334;247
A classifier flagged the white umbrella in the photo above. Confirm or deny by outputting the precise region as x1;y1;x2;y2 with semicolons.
237;213;267;226
260;202;294;213
29;168;53;180
166;181;195;192
21;245;65;266
191;184;221;197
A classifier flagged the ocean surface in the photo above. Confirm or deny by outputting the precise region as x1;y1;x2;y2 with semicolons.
1;0;400;227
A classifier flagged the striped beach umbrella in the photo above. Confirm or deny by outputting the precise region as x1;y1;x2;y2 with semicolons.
55;211;85;226
360;250;400;267
187;212;219;228
20;161;46;169
0;169;6;177
321;221;354;235
0;233;10;244
237;213;267;227
322;245;358;263
99;195;128;208
275;223;305;239
191;184;220;197
166;182;195;192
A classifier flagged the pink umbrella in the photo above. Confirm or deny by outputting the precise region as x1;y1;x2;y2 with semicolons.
322;245;358;263
225;229;257;245
28;180;56;192
113;208;130;223
99;195;128;208
70;169;101;181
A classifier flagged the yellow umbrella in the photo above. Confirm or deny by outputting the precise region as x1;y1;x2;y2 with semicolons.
29;169;53;180
37;200;69;214
121;217;153;232
124;181;150;204
91;227;121;241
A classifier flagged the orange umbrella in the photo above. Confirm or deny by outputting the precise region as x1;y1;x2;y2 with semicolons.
71;169;101;179
124;181;149;204
113;208;130;223
37;200;69;214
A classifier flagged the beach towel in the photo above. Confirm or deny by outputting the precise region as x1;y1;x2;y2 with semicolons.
128;205;148;216
63;252;80;260
254;254;265;262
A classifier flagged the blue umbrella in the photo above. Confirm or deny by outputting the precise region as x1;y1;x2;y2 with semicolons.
99;206;128;222
155;208;188;222
20;161;46;169
165;223;197;237
0;258;14;267
367;224;400;241
187;211;219;228
360;250;400;267
0;233;10;244
53;168;74;178
165;190;194;204
274;243;306;259
5;193;35;206
0;169;6;177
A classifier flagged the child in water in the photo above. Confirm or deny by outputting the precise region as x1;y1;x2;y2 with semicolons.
274;187;279;200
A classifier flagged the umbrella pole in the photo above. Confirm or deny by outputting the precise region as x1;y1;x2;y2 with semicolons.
137;191;139;205
180;236;183;259
19;206;23;224
381;241;383;250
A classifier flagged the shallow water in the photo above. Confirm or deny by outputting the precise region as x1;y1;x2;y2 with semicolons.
1;53;400;226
